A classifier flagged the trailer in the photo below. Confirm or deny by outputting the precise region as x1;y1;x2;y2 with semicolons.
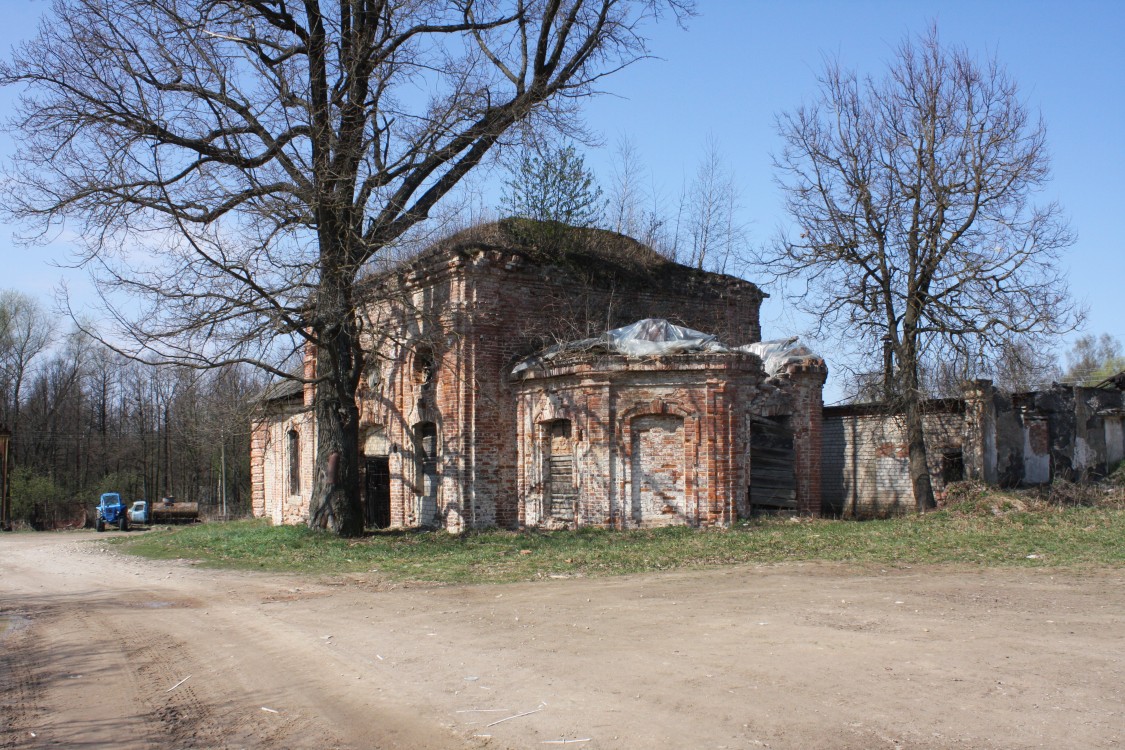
127;497;200;525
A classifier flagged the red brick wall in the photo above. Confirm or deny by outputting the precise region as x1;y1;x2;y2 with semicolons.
462;253;762;528
251;403;316;525
514;354;766;529
256;245;765;530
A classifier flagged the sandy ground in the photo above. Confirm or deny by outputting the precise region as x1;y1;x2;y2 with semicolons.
1;531;1122;749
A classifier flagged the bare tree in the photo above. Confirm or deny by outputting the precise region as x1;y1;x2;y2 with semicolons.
2;0;692;535
768;26;1077;511
923;335;1061;397
0;291;54;439
672;137;746;272
606;134;645;234
0;288;261;529
1062;333;1125;386
605;133;671;256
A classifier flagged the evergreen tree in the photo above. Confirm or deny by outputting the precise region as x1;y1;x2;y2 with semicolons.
502;144;605;228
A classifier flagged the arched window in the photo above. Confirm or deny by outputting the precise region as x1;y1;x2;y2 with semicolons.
415;422;438;474
412;346;435;387
288;428;300;496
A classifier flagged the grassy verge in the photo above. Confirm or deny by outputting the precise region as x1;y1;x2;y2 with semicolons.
112;484;1125;584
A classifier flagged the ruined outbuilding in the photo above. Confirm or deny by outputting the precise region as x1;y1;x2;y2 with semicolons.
823;378;1125;518
250;221;826;530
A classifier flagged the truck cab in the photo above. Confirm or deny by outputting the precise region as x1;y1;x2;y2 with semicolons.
128;501;150;525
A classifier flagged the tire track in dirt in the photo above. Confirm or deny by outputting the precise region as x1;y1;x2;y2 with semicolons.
126;626;224;748
81;598;336;749
0;611;44;749
3;535;437;749
128;624;337;749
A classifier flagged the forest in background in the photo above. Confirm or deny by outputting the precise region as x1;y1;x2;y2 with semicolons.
0;290;263;528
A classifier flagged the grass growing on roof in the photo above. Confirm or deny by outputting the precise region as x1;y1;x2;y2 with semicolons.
113;487;1125;584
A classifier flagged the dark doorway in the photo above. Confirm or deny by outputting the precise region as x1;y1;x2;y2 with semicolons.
365;456;391;529
749;416;797;514
941;450;964;485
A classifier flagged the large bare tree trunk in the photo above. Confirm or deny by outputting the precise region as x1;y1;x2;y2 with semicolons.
904;395;936;512
900;333;936;512
307;278;364;536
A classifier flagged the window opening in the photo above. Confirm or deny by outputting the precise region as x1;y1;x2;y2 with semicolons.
287;428;300;496
413;346;435;387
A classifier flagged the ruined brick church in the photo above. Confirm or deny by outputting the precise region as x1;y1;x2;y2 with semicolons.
252;221;1125;528
251;221;828;531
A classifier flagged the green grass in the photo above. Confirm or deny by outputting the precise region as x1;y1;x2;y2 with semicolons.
112;497;1125;584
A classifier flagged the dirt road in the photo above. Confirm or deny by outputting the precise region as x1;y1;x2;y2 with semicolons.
1;531;1121;749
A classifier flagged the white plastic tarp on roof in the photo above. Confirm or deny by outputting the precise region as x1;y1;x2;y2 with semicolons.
511;319;820;375
739;337;819;377
604;318;723;356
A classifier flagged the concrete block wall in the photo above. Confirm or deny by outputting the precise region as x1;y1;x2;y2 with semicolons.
821;381;1125;516
1011;384;1125;482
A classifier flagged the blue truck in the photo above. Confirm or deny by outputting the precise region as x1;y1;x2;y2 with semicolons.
95;492;129;532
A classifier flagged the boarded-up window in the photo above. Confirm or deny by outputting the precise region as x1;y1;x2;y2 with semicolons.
546;420;575;521
631;415;685;525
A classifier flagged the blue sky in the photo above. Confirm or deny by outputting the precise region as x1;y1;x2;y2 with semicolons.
0;0;1120;400
571;1;1123;391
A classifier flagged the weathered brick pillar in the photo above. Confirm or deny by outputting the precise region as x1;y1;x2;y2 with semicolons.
249;418;267;518
962;379;997;484
786;361;828;516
